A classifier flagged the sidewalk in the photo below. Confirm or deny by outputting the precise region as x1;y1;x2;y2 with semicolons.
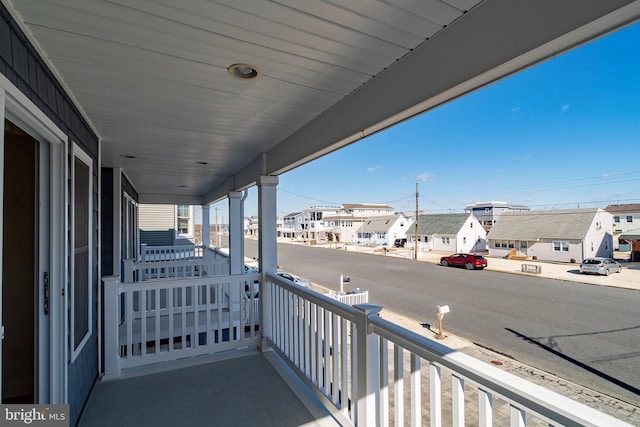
283;239;640;424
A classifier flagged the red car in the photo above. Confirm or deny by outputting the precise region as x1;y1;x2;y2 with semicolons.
440;253;487;270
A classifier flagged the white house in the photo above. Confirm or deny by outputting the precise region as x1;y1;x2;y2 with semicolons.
605;203;640;250
405;213;487;253
487;208;614;262
355;213;411;246
281;212;302;239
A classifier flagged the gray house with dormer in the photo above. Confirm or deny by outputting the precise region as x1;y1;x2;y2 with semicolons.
487;208;613;262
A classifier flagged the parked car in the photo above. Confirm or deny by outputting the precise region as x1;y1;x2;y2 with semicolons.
277;270;311;288
440;253;487;270
394;238;407;248
579;257;622;276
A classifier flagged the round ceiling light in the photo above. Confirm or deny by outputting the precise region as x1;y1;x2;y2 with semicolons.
228;63;261;80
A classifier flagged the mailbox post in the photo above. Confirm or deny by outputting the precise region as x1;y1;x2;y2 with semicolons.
436;305;450;339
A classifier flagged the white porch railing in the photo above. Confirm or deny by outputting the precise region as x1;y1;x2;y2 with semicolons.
265;273;631;427
140;243;204;261
122;258;231;283
326;289;369;305
103;273;260;378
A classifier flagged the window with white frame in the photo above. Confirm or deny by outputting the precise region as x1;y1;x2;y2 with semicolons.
613;216;620;223
627;216;633;223
441;237;450;244
176;205;193;236
552;241;569;252
71;144;92;359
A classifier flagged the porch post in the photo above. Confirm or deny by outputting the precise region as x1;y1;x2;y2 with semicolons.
258;176;278;351
354;304;383;426
228;191;244;275
202;204;210;248
103;276;121;378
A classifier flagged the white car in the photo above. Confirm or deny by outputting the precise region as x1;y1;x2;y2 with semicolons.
277;270;311;288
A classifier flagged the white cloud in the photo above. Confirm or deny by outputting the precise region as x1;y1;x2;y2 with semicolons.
417;172;434;182
511;106;521;112
367;165;383;173
561;104;570;113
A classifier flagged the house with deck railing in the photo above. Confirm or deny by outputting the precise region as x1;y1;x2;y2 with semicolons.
1;1;637;425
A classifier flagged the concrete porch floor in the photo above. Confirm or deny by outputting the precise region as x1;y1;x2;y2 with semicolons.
78;348;344;427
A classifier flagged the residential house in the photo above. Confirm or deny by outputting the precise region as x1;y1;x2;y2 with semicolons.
247;216;259;236
356;213;411;246
405;213;487;253
1;1;633;426
487;208;614;262
318;203;394;244
321;215;367;244
298;206;342;241
139;204;195;246
465;201;531;229
281;212;302;239
341;203;395;217
605;203;640;250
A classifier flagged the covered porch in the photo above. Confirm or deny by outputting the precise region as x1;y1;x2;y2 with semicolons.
87;233;629;425
1;0;639;425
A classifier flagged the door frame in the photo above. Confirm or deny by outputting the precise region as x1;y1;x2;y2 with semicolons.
1;75;68;404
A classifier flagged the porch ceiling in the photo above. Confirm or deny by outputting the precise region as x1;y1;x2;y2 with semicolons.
5;0;640;204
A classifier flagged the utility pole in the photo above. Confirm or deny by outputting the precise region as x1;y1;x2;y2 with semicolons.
414;182;419;260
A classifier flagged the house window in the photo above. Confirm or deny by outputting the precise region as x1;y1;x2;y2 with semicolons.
441;237;450;244
177;205;192;235
627;216;633;223
591;242;594;252
485;208;490;213
463;237;467;244
71;144;93;359
613;216;620;223
553;241;569;252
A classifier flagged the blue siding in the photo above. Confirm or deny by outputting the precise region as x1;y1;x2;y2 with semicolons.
1;4;100;425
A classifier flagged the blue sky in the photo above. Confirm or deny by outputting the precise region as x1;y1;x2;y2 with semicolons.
208;22;639;221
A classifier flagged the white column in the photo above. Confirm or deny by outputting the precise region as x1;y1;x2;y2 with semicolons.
103;276;121;379
354;303;383;427
228;191;244;275
202;204;210;247
258;175;278;350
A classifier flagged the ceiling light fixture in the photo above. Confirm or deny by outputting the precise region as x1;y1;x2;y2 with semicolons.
120;154;136;159
228;63;261;80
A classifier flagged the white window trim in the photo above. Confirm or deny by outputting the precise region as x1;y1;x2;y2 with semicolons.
552;241;569;252
175;205;194;238
70;142;93;361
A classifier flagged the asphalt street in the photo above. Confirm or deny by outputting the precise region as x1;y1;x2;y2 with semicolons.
244;239;640;407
